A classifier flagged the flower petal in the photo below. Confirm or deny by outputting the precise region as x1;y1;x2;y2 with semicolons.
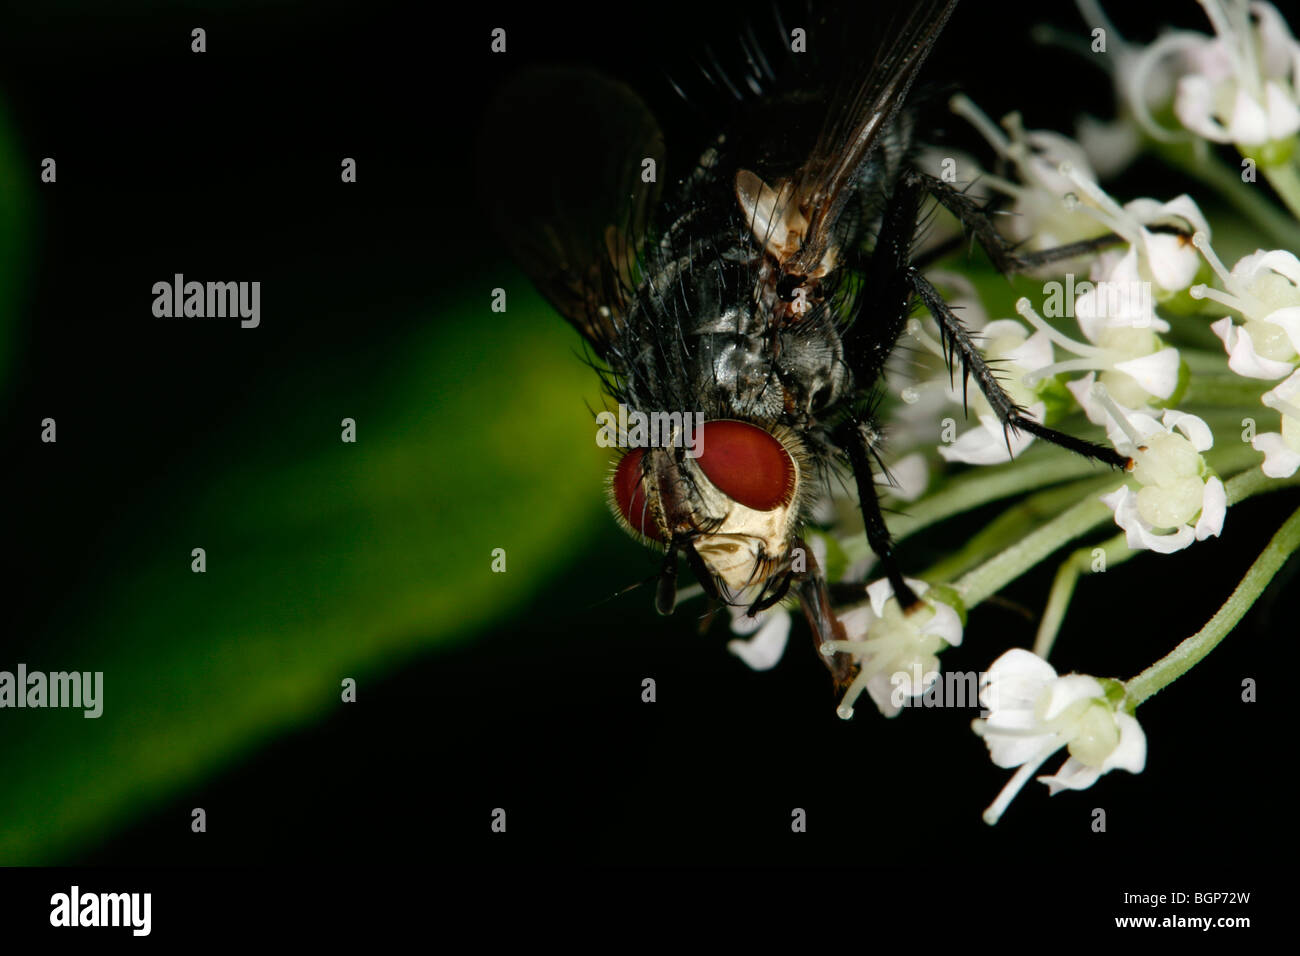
1162;409;1215;451
978;648;1057;714
923;599;964;648
1226;85;1272;145
1253;431;1300;478
1262;306;1300;356
1037;756;1104;795
1113;347;1182;399
865;671;905;719
865;577;898;619
938;409;1039;465
978;727;1061;769
1263;80;1300;141
1175;74;1231;142
1067;372;1109;426
726;608;791;671
1241;249;1300;287
1102;712;1148;774
1037;674;1105;721
1194;476;1227;540
1140;232;1200;294
1211;317;1294;379
887;451;929;502
838;604;876;642
1102;484;1197;553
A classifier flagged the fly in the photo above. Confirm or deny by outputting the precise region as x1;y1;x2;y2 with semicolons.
479;0;1139;695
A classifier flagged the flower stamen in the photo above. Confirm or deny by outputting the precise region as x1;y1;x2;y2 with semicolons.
1089;382;1147;450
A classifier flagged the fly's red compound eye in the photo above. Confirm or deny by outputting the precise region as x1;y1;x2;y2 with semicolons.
612;448;663;541
696;420;795;511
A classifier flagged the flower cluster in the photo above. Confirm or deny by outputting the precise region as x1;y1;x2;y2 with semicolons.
822;578;965;720
973;649;1146;824
719;0;1300;827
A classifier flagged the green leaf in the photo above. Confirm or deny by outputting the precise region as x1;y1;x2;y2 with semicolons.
0;283;609;863
0;97;33;395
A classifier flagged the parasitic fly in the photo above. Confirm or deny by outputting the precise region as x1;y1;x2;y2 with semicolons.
480;0;1136;697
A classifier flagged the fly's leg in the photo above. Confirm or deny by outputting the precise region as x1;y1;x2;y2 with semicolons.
747;569;793;614
896;168;1138;466
835;169;932;611
912;170;1190;273
834;168;1130;626
911;223;1129;273
834;418;922;610
792;544;857;691
909;268;1132;469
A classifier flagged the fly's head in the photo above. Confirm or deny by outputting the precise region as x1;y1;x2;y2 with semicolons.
607;418;811;610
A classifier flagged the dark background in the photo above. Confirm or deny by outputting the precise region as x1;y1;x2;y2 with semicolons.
0;0;1287;879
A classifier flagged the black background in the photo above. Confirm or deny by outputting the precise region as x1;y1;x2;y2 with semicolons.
0;0;1286;900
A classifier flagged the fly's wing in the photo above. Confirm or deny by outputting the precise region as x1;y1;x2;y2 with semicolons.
478;69;665;356
786;0;958;276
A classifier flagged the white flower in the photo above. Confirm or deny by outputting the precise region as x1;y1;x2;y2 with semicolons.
1077;248;1183;405
1074;113;1143;181
725;534;826;670
1169;1;1300;148
1192;235;1300;379
1020;283;1182;414
950;92;1212;292
1252;368;1300;476
949;96;1112;260
885;451;930;502
726;601;792;671
1092;392;1226;553
973;648;1147;824
938;319;1053;465
1071;1;1180;167
1055;168;1210;299
890;273;989;438
821;578;963;719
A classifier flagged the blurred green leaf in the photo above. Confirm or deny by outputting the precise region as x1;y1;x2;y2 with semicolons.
0;283;609;863
0;97;32;393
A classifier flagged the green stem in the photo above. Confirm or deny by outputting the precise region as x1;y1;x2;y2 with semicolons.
1260;161;1300;224
1033;532;1133;659
956;466;1300;631
1179;374;1268;409
1126;500;1300;706
922;473;1122;583
1203;439;1275;481
955;496;1112;608
1153;141;1300;250
838;448;1109;565
1180;349;1234;374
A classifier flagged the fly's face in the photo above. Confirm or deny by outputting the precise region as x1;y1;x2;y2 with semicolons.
608;419;808;601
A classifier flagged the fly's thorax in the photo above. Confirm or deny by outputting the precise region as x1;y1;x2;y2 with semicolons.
607;418;812;601
618;249;850;424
